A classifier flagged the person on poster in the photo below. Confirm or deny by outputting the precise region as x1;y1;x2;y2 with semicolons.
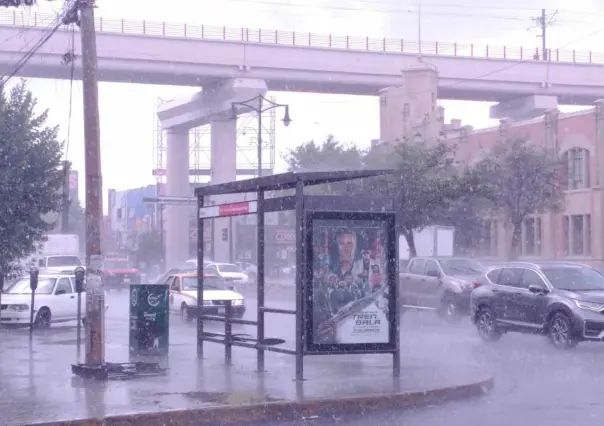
329;279;355;314
333;229;357;276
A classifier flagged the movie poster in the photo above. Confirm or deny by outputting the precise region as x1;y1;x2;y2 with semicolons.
310;219;390;345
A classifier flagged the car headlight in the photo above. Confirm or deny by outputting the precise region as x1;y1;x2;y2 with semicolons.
573;300;604;312
231;299;244;306
202;300;212;306
8;304;28;312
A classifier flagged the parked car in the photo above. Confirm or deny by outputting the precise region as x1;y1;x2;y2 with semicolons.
399;256;485;322
235;262;257;282
164;272;245;323
471;261;604;349
205;263;252;288
0;272;108;328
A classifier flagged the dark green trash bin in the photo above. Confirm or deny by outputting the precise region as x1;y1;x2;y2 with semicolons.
129;284;169;357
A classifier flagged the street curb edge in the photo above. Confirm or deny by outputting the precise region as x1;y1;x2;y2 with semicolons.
30;375;494;426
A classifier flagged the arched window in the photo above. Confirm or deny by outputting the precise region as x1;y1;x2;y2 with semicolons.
562;148;590;190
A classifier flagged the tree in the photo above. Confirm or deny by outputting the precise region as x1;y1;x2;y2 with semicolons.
474;136;564;259
49;198;86;242
0;81;64;272
137;231;164;267
283;135;364;195
364;139;480;257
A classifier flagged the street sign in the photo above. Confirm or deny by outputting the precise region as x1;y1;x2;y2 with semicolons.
199;201;258;219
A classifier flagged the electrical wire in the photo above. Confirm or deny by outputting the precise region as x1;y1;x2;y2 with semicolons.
0;0;76;88
305;22;604;107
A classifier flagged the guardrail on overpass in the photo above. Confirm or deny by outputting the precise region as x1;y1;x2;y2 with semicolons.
0;9;600;65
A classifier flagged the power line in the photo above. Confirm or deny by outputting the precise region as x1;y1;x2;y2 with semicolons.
310;23;604;107
0;0;77;88
531;9;558;60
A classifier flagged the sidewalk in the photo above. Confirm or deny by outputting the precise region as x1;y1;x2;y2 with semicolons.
0;316;492;425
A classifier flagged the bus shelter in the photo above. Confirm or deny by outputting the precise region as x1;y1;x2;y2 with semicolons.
194;170;400;381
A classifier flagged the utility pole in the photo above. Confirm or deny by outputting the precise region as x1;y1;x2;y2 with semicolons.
532;9;558;60
61;161;71;233
79;0;106;367
417;4;422;55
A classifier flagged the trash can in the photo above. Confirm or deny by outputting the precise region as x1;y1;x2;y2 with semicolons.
129;284;169;357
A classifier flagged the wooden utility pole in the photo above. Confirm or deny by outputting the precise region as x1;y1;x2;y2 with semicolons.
61;161;71;233
79;0;105;366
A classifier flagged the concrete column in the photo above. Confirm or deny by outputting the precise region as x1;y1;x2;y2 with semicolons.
210;119;237;263
379;65;439;144
165;129;190;268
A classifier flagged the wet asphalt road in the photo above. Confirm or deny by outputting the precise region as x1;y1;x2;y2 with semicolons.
4;287;604;426
242;295;604;426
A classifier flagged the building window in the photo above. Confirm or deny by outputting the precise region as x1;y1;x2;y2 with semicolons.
563;148;590;189
521;217;542;256
478;219;498;256
563;214;591;256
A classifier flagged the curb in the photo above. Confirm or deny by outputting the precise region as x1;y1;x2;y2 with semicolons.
31;375;493;426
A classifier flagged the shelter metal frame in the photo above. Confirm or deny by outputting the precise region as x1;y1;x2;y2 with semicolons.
194;170;400;381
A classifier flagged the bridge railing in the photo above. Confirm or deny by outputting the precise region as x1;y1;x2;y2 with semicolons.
1;9;601;65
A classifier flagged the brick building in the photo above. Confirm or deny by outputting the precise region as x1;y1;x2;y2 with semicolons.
446;102;604;268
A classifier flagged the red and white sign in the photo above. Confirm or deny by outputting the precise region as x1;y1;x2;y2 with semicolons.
199;201;258;219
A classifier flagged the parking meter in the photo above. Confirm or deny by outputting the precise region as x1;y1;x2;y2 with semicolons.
74;267;85;293
74;266;85;361
29;267;39;335
29;267;39;291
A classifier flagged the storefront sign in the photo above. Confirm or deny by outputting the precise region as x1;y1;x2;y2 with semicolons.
274;230;295;243
305;213;395;354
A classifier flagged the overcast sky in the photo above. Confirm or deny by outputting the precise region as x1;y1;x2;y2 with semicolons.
5;0;604;209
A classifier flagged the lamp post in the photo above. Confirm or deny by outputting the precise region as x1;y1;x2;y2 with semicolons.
230;95;291;177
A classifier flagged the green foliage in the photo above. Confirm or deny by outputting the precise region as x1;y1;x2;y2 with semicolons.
473;136;564;259
364;139;480;256
0;81;64;271
283;135;364;195
137;231;164;265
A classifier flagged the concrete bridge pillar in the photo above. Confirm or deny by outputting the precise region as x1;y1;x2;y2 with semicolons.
157;78;268;268
379;65;439;144
210;120;238;263
165;129;191;268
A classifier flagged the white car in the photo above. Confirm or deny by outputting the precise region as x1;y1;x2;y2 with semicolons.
166;273;245;323
205;263;252;287
0;273;107;328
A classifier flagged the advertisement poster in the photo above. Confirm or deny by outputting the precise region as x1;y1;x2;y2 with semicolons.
310;218;391;346
129;284;170;357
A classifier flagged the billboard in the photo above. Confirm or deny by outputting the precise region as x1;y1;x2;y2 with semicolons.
305;212;396;354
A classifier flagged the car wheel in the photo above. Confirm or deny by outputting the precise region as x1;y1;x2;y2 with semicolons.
547;312;578;349
181;303;193;324
34;308;52;329
475;306;501;342
439;295;462;323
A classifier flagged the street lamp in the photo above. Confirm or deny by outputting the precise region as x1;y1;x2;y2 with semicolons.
230;95;291;177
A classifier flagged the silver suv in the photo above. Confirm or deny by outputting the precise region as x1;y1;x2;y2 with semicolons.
400;257;485;322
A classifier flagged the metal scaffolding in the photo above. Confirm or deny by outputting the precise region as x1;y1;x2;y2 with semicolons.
152;97;277;185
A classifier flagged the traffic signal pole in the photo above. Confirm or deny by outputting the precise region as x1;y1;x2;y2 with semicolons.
79;0;105;366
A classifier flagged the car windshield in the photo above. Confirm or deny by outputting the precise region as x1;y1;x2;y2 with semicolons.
47;256;81;267
181;276;228;291
104;260;130;269
439;259;484;276
5;277;57;294
217;264;242;273
542;267;604;291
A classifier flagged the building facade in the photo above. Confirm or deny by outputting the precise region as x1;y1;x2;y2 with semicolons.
449;103;604;268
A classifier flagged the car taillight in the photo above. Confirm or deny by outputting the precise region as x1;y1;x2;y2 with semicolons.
472;281;481;289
